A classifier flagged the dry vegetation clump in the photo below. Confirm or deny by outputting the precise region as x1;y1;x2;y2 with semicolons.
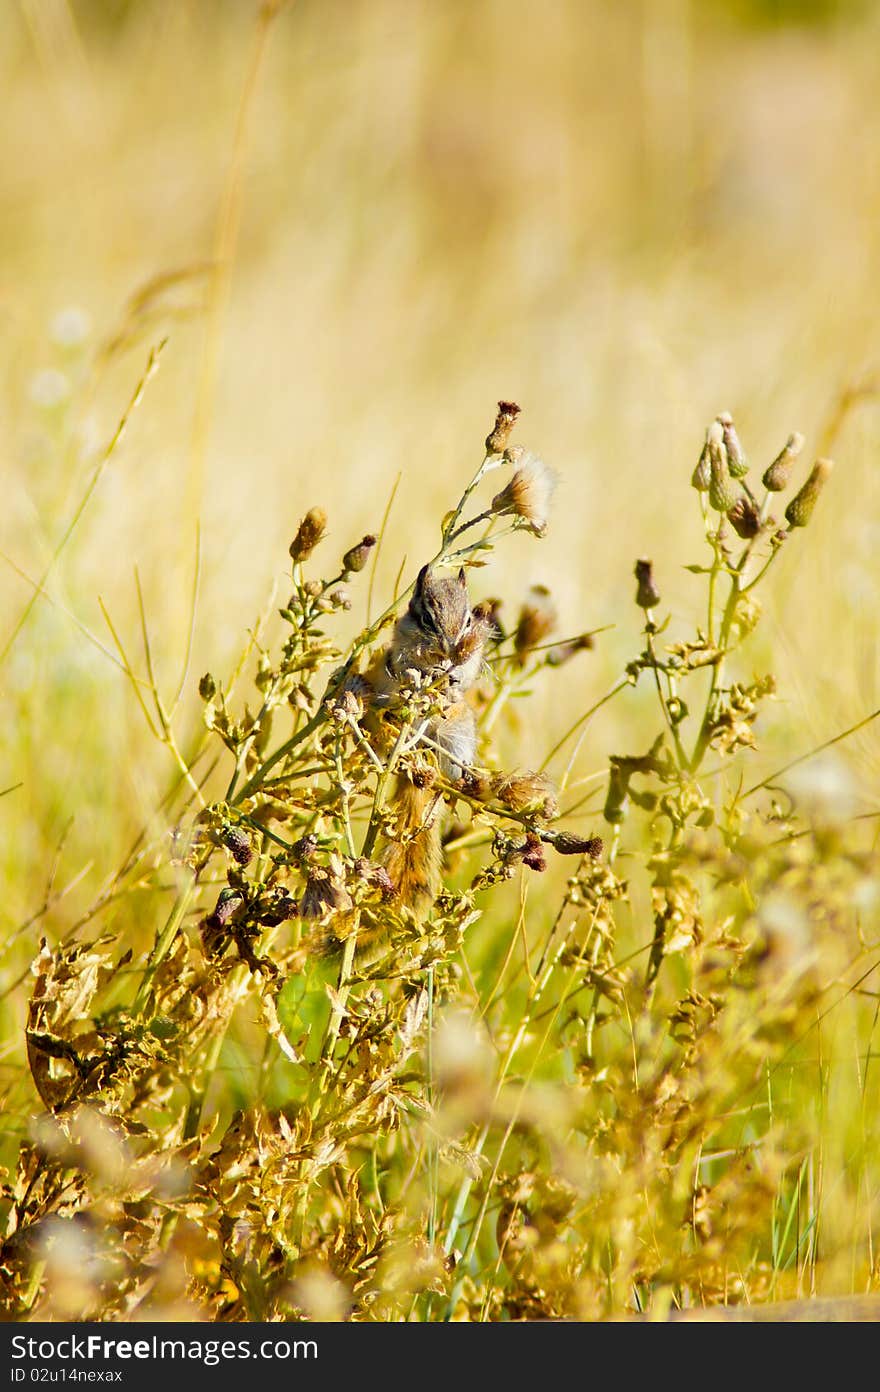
3;396;878;1323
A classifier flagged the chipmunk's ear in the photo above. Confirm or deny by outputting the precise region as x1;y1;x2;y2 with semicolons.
415;563;430;594
458;567;467;587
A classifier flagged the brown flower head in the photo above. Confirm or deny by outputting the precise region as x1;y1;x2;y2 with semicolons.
514;585;557;664
634;558;660;610
727;494;762;539
485;400;521;455
299;866;353;920
521;833;546;872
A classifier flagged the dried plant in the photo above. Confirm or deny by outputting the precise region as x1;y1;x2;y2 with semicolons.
2;397;879;1325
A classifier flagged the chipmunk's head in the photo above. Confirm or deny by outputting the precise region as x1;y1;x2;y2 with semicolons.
409;564;475;660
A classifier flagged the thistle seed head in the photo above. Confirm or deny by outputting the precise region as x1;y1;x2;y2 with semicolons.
491;452;557;536
494;771;559;820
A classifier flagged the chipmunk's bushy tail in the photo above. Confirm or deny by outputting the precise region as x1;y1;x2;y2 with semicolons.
382;770;442;918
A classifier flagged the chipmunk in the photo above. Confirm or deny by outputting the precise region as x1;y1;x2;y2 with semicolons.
366;564;488;914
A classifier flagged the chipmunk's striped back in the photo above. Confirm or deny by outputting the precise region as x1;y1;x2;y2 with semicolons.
366;564;487;915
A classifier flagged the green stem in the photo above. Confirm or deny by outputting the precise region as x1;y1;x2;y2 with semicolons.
133;872;196;1017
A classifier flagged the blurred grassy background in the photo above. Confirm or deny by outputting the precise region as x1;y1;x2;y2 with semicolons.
2;0;879;938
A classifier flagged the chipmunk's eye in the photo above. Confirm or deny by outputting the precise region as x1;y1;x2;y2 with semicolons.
421;606;441;639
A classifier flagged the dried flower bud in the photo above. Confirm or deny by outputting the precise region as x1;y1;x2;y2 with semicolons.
707;422;737;513
550;832;603;858
491;452;557;536
342;534;377;574
727;494;761;539
198;672;217;701
329;586;351;610
634;558;660;609
514;584;557;664
485;400;521;455
330;684;365;723
691;439;711;492
204;887;246;931
785;458;833;528
221;825;253;867
521;833;546;872
368;865;397;901
717;412;748;479
289;507;328;562
256;889;297;926
763;432;804;491
290;833;319;865
494;771;558;820
299;866;353;919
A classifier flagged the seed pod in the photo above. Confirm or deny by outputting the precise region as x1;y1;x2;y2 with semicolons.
707;423;737;513
634;558;660;609
342;534;377;574
785;458;834;528
289;507;328;562
727;494;761;539
717;412;748;479
485;400;521;455
763;432;804;492
199;672;217;701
